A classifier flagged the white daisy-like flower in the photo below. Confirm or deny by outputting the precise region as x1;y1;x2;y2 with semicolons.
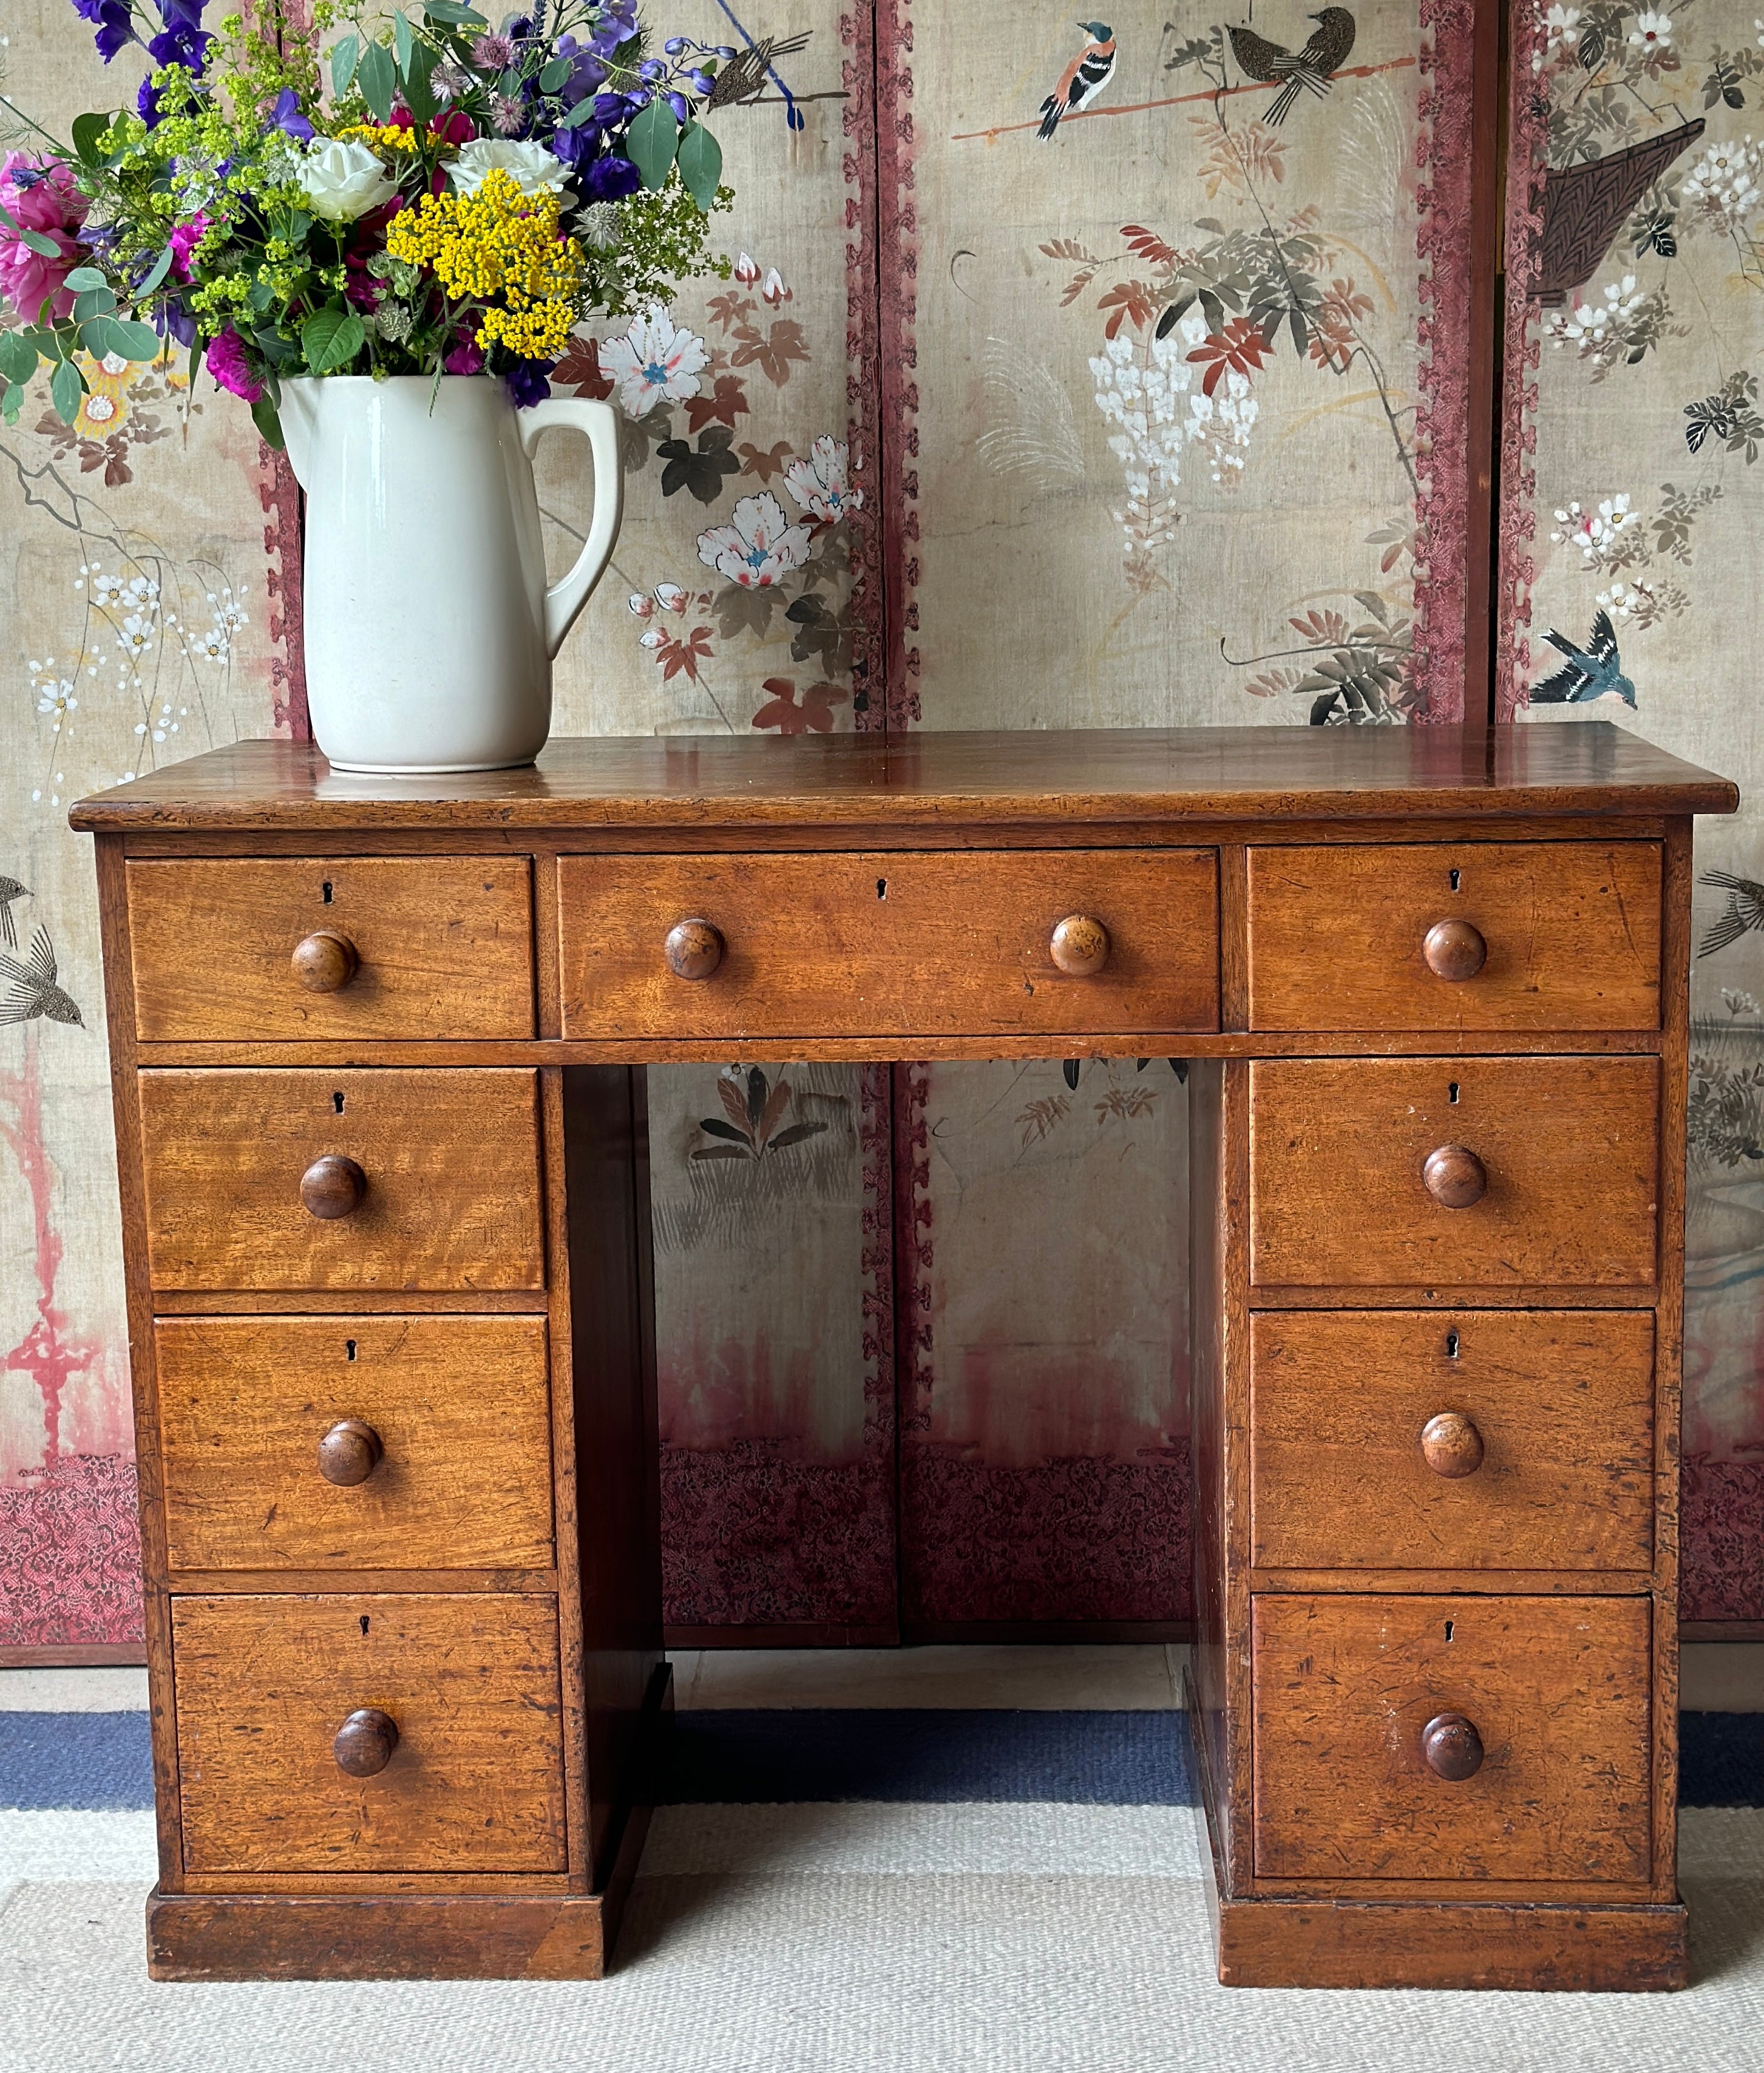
89;569;127;610
1543;4;1581;49
118;614;153;659
599;311;709;418
1628;10;1672;51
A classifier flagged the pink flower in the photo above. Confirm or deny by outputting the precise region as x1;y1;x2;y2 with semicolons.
733;250;759;285
761;266;790;307
169;211;211;283
205;325;262;402
0;154;90;322
444;333;486;375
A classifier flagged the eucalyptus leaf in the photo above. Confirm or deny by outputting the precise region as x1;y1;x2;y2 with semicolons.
538;58;570;90
0;331;38;385
1;381;22;427
557;96;601;129
358;39;396;121
64;265;107;292
402;41;438;123
78;314;117;359
330;31;361;96
301;304;366;373
137;243;175;295
106;317;164;361
49;355;84;426
73;286;118;324
423;0;488;20
393;10;414;76
676;120;722;212
626;97;679;192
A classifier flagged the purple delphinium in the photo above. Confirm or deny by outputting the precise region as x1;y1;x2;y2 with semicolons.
579;154;640;202
503;357;552;407
268;87;313;143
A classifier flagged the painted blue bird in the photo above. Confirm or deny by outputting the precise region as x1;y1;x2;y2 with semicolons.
1039;21;1117;138
1530;609;1638;707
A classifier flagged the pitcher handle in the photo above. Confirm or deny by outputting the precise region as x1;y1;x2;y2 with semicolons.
518;396;624;660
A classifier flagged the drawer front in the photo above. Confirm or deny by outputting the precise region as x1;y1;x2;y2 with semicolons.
558;850;1220;1039
1252;1594;1652;1884
172;1593;565;1875
1246;841;1661;1031
157;1316;554;1572
1249;1311;1655;1573
127;857;535;1040
139;1069;543;1292
1248;1056;1659;1288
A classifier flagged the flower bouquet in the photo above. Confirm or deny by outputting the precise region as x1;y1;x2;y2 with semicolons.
0;0;735;443
0;1;746;772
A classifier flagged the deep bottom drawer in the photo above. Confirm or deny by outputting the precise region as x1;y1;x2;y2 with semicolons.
172;1593;565;1875
1252;1593;1652;1884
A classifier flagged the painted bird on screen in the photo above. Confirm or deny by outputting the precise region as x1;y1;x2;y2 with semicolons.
1528;611;1638;708
0;877;26;951
0;925;83;1030
1038;21;1117;138
1229;8;1357;126
1697;870;1764;959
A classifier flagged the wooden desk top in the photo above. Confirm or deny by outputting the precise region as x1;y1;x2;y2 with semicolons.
71;724;1738;834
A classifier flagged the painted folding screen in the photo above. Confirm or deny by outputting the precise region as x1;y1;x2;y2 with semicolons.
2;0;1487;1646
1500;0;1764;1620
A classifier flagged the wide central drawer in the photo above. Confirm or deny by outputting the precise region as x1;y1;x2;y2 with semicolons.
1248;1056;1660;1289
172;1593;566;1875
156;1316;555;1572
1252;1593;1652;1884
557;850;1220;1039
1248;1310;1655;1573
138;1069;544;1292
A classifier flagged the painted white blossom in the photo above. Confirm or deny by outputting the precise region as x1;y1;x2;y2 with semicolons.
695;492;813;589
1684;135;1763;232
1547;274;1643;349
1627;11;1673;52
1543;4;1582;50
782;435;863;523
599;311;709;418
1550;492;1637;565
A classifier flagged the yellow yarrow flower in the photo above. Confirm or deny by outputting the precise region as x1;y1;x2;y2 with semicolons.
384;169;586;356
336;123;423;152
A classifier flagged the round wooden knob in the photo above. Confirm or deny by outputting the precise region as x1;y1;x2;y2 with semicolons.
1422;1144;1486;1210
1422;918;1487;983
300;1153;367;1220
291;930;359;993
664;919;724;980
1420;1410;1485;1479
333;1707;398;1779
317;1419;383;1488
1423;1712;1485;1782
1050;914;1110;976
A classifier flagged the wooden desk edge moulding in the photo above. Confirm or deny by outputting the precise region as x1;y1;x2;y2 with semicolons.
72;724;1739;1992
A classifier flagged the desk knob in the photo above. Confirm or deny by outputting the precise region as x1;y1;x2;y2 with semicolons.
1050;914;1110;976
664;919;724;981
1420;1411;1485;1479
333;1708;399;1779
1423;1712;1485;1782
291;931;359;994
317;1419;383;1488
1422;1144;1486;1210
301;1153;367;1221
1422;918;1487;983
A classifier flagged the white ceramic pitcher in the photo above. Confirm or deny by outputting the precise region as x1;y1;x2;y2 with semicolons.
279;376;622;773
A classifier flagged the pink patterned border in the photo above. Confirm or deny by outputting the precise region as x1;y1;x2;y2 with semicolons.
872;0;920;730
0;1454;143;1648
1413;0;1479;722
840;5;887;732
1681;1453;1764;1621
259;443;309;739
1496;0;1550;718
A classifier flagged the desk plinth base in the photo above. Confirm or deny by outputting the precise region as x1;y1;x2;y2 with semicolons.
1209;1892;1689;1992
146;1803;651;1981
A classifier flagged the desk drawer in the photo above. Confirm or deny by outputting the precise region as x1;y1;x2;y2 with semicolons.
157;1316;554;1572
127;858;535;1040
139;1069;543;1292
1252;1593;1652;1885
1249;1311;1655;1573
558;850;1220;1039
1247;1056;1659;1289
1246;842;1661;1032
172;1593;566;1875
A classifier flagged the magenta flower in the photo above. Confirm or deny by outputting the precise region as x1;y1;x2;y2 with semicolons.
168;211;211;282
0;153;90;322
205;324;262;402
444;333;486;375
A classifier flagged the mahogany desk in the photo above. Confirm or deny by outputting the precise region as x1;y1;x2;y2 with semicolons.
72;723;1739;1991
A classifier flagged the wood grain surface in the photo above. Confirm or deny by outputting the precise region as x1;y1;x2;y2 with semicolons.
1247;1056;1660;1288
127;857;535;1040
558;850;1220;1040
155;1316;554;1572
172;1593;566;1875
138;1068;543;1291
67;725;1740;833
1251;1594;1652;1885
1248;1311;1655;1573
1247;842;1663;1031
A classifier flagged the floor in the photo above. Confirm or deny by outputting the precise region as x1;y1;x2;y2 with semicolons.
1;1645;1762;2072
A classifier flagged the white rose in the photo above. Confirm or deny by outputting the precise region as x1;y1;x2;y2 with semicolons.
296;140;399;223
448;138;572;198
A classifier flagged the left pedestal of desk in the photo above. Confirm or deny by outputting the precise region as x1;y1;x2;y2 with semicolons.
79;833;666;1981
